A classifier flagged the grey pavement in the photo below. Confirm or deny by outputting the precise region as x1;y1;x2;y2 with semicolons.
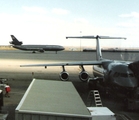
0;50;139;120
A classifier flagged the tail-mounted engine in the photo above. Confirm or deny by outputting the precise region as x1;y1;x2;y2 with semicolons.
9;41;23;45
79;65;89;82
59;66;69;81
39;49;44;53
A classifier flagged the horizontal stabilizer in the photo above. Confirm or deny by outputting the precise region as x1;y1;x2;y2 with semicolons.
66;35;126;40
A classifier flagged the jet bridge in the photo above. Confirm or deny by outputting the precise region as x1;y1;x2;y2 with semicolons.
15;79;91;120
15;79;116;120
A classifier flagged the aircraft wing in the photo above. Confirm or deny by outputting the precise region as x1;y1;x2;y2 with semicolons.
20;61;102;67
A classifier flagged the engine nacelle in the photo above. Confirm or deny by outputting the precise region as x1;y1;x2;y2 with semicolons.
59;71;69;81
9;41;23;45
79;71;89;82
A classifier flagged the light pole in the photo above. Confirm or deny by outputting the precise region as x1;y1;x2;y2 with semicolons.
80;31;82;52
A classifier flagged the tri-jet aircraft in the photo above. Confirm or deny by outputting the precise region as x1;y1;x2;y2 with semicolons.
20;35;139;100
9;35;65;53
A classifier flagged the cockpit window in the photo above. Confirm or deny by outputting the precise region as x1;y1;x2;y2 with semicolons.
128;73;134;77
114;72;134;77
113;72;119;77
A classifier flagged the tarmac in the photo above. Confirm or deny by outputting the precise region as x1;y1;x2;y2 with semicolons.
0;49;139;120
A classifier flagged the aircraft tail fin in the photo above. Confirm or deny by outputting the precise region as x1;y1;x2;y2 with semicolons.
10;35;23;45
95;35;126;60
96;36;102;61
66;35;126;61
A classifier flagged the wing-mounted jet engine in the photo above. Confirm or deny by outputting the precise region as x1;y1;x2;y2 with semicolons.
79;65;89;82
59;66;69;81
59;65;89;82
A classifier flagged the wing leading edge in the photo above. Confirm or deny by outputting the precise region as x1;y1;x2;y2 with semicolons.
20;61;102;67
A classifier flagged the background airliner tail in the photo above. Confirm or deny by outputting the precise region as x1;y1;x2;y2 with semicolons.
10;35;23;45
